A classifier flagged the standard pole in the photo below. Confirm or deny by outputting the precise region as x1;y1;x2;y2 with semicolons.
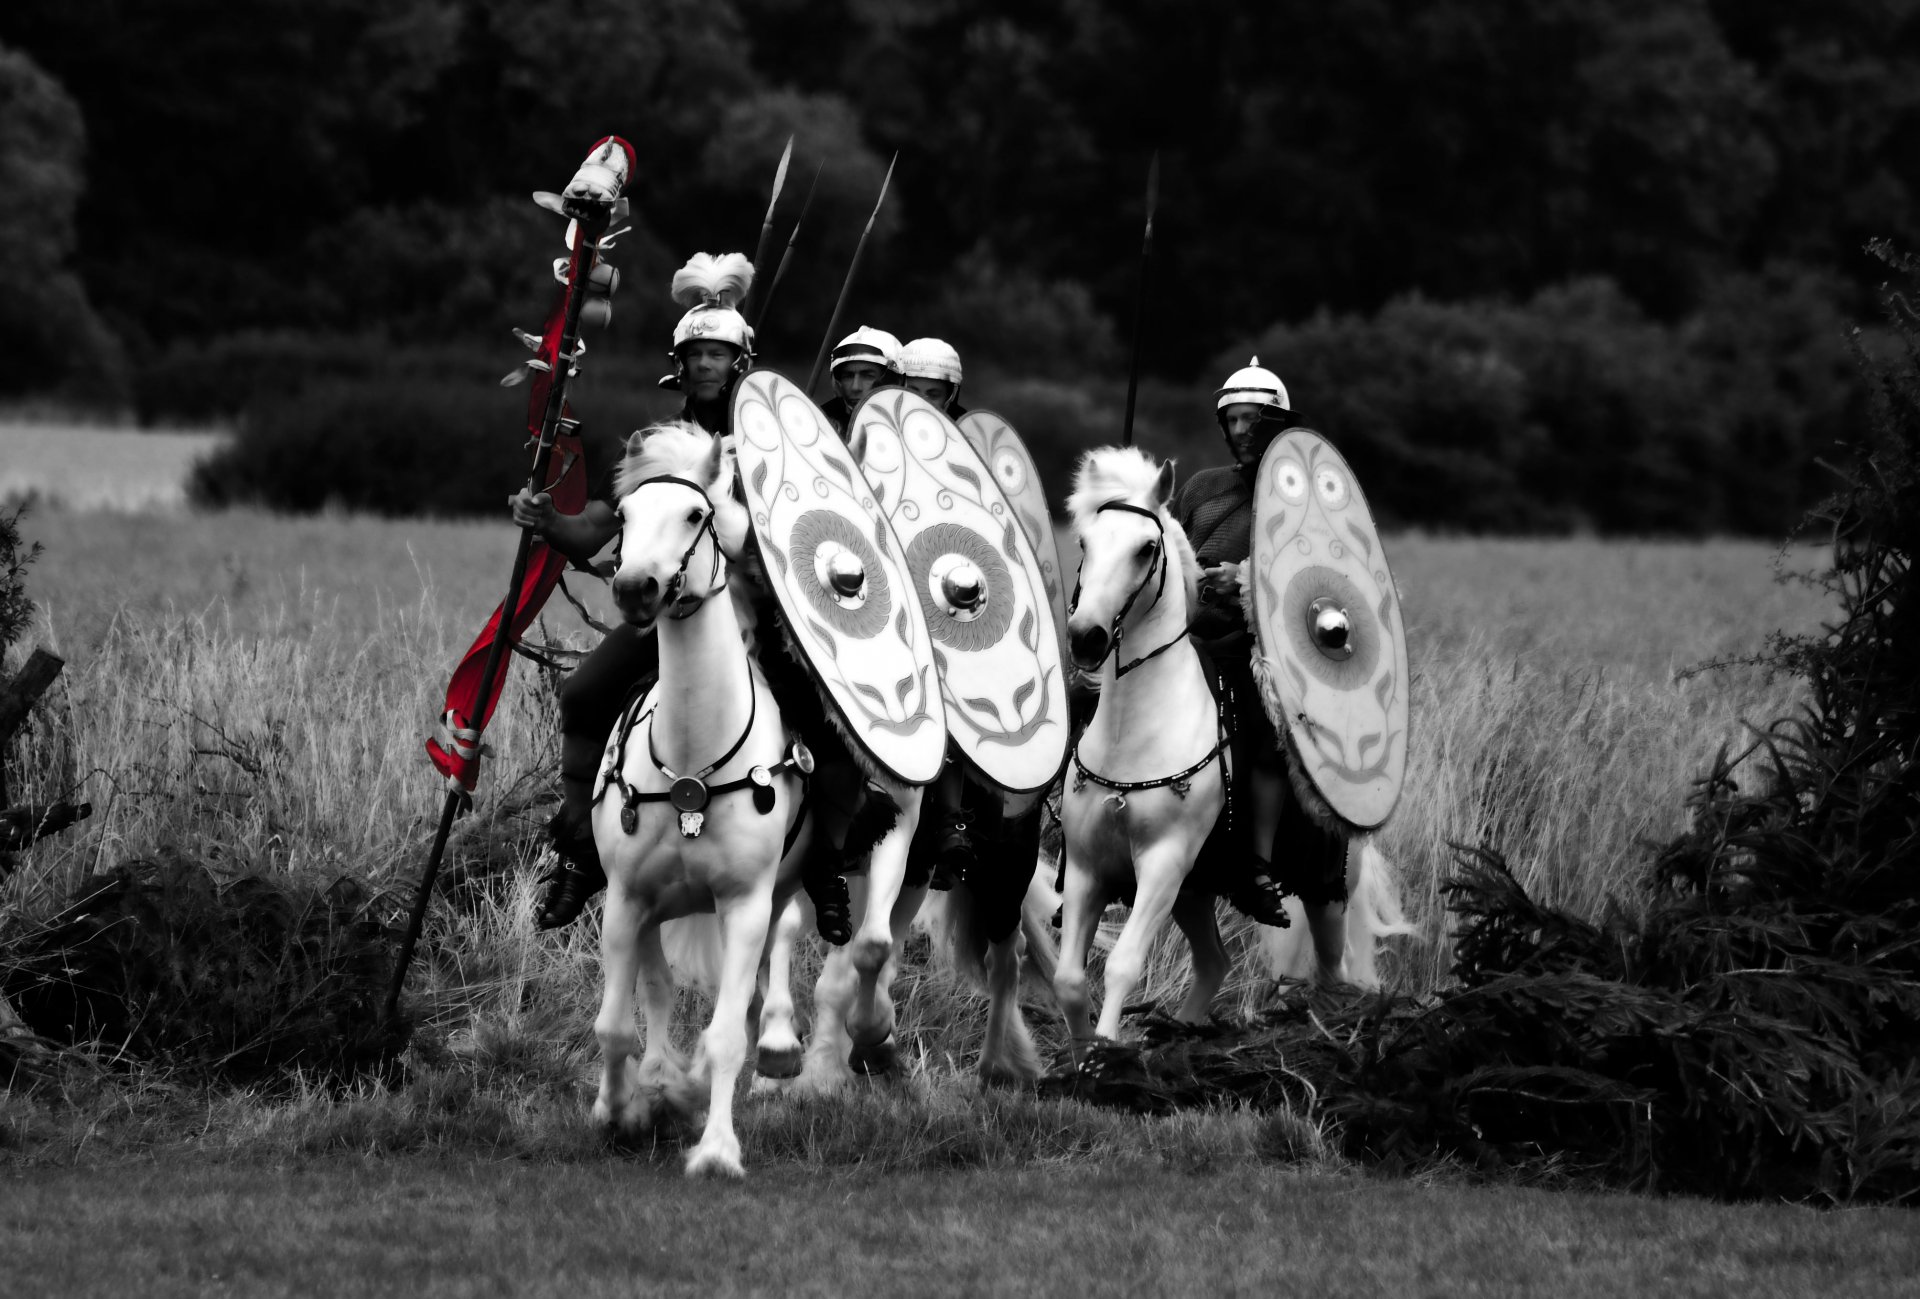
384;203;612;1025
805;154;898;396
1121;153;1160;448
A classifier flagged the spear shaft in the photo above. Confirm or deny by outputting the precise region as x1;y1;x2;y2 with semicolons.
806;154;898;396
1121;152;1160;448
747;136;793;316
752;162;822;336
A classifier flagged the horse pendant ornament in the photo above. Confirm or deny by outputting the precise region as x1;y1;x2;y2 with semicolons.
671;778;708;838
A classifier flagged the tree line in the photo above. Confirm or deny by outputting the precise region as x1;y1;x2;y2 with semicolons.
2;0;1914;532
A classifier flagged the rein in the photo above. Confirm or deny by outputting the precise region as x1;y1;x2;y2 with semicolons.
1069;497;1225;809
1070;499;1192;678
631;473;727;619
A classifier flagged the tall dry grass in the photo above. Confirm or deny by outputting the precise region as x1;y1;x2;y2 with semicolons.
0;512;1833;1148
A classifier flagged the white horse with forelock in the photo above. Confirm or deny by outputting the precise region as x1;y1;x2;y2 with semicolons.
591;422;810;1179
1056;447;1406;1056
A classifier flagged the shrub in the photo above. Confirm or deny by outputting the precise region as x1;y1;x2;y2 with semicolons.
190;358;674;516
1;855;410;1085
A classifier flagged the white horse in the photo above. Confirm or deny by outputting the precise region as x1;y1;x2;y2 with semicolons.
590;422;810;1178
1055;447;1403;1056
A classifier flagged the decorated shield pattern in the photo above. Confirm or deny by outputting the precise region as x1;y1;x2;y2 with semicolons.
731;369;946;786
956;410;1070;660
848;390;1069;793
1248;428;1409;828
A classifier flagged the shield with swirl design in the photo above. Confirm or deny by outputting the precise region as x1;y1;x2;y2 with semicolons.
730;369;946;786
1247;428;1410;828
956;410;1069;662
847;389;1069;792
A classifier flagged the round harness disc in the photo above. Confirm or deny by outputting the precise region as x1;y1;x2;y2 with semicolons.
669;776;709;813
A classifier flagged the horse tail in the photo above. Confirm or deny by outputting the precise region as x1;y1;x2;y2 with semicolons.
660;914;724;992
1018;863;1060;995
922;886;991;991
1343;838;1415;989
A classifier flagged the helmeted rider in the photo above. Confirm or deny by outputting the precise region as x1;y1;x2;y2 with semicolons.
511;253;855;941
1175;357;1352;954
818;326;902;435
897;337;967;420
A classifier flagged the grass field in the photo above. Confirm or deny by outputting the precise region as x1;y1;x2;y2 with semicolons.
1;499;1881;1294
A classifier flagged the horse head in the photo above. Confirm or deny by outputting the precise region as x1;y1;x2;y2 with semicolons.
1064;447;1193;673
610;420;750;628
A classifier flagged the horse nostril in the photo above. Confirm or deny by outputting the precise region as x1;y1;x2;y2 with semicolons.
1069;625;1108;665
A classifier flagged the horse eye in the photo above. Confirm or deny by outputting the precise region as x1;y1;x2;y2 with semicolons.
1136;540;1156;561
687;508;703;526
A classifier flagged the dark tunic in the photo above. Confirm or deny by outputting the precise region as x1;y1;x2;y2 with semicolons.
1171;461;1349;906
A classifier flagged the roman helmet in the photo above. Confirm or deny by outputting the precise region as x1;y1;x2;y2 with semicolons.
829;325;903;378
1213;355;1294;461
661;252;755;388
898;337;964;407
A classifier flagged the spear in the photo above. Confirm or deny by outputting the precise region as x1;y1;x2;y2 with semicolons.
805;153;898;395
752;162;822;336
1121;152;1160;448
747;135;793;317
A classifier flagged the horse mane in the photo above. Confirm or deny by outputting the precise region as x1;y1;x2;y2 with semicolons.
1066;446;1201;608
612;419;718;500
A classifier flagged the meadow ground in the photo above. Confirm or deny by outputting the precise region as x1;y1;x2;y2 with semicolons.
0;500;1881;1294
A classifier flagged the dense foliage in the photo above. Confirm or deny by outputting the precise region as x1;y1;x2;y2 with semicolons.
1;856;409;1085
1046;244;1920;1204
1;1;1913;529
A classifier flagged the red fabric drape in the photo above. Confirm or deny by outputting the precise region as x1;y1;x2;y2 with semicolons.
426;294;591;790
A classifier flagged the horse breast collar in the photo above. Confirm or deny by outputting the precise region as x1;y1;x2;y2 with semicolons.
597;673;815;840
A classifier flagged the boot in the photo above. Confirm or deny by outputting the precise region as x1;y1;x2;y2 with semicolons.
535;809;606;930
1227;858;1292;929
928;810;974;891
801;844;853;946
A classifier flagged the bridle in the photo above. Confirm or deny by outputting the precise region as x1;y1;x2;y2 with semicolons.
626;473;727;619
1069;500;1188;679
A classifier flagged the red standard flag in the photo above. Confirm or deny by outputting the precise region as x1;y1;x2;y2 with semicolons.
426;296;590;790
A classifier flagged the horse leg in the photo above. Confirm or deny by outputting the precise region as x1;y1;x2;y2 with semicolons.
793;941;858;1096
977;929;1043;1085
685;885;776;1180
848;792;922;1055
849;879;927;1076
592;879;646;1136
1170;889;1228;1024
754;892;805;1080
1304;839;1356;986
633;922;700;1129
1052;843;1107;1059
1095;846;1188;1040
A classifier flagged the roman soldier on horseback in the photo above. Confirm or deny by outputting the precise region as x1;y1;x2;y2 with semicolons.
512;253;856;941
1178;357;1352;961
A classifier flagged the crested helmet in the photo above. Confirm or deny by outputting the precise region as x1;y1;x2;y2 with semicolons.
668;252;755;361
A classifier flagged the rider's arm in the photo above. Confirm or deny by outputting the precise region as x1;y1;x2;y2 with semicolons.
508;490;620;566
1192;564;1251;640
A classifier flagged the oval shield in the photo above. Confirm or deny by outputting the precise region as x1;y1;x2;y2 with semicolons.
956;410;1070;662
849;389;1070;793
1247;428;1409;828
731;369;946;786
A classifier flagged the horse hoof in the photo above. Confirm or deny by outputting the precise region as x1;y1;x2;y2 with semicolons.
849;1035;899;1076
685;1144;745;1180
756;1042;804;1080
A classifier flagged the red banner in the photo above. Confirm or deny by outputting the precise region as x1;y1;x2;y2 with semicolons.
426;295;592;790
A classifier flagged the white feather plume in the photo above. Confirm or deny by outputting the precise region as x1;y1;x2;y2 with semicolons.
670;252;754;311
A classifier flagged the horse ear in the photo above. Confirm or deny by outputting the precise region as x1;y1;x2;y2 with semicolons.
625;426;649;452
1154;460;1176;507
704;429;725;483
